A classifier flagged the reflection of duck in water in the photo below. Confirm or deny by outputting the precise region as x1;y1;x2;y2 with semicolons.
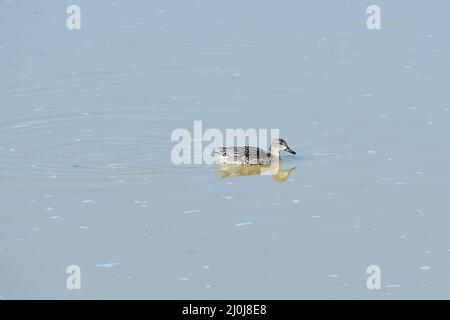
214;138;296;165
217;160;296;182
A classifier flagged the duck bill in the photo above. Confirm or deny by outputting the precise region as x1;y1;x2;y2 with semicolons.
286;147;296;155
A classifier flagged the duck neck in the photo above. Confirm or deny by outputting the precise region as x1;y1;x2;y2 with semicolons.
268;147;280;158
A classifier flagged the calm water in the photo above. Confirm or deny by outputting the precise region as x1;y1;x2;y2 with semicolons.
1;0;450;299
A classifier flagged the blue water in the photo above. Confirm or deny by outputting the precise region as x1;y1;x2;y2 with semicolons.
1;0;450;299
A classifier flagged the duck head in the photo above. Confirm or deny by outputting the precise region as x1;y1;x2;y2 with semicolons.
269;138;296;157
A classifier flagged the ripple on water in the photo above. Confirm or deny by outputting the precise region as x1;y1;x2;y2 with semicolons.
0;110;213;180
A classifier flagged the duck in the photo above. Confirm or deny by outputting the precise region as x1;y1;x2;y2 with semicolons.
214;138;296;165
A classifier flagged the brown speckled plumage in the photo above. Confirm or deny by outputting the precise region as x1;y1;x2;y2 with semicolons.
214;138;296;165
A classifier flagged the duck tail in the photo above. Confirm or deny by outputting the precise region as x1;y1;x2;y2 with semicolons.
212;148;225;156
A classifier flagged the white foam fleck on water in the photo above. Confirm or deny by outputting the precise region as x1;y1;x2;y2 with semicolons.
235;222;253;227
419;266;431;270
184;210;200;214
203;265;210;270
314;153;336;156
205;284;212;289
292;199;300;203
367;150;376;154
222;195;234;200
107;163;123;169
78;226;89;229
50;216;59;219
96;262;119;268
44;206;52;211
134;200;147;204
403;65;412;69
177;277;189;281
81;199;93;203
426;121;433;125
385;284;402;288
328;274;339;278
312;216;323;219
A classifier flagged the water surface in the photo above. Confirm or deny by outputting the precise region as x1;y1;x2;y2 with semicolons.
1;0;450;299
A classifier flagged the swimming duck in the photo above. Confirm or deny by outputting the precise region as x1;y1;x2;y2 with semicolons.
214;138;296;165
